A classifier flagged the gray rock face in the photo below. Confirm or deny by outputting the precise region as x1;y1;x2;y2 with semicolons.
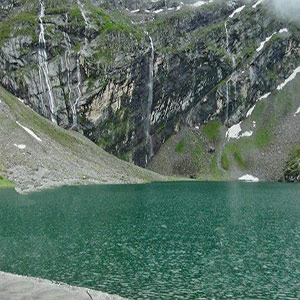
1;0;300;169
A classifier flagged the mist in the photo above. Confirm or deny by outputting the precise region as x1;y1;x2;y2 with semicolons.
263;0;300;22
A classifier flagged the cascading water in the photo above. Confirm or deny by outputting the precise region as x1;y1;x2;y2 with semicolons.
66;0;89;128
145;33;154;164
38;0;57;124
72;55;82;127
224;6;245;124
225;21;230;123
63;13;81;128
64;13;72;98
77;0;89;50
224;21;237;124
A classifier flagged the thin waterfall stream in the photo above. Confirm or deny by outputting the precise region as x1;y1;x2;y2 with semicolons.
145;33;154;164
38;0;57;124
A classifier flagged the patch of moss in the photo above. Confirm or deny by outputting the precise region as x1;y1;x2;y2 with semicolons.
175;139;185;153
0;177;15;188
284;146;300;176
221;152;230;170
0;10;38;47
203;120;221;142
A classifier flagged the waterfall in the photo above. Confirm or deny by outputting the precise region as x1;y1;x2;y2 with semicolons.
63;13;81;128
145;33;154;164
66;0;89;128
224;21;237;124
77;0;89;51
64;13;72;99
72;55;82;127
38;0;57;124
225;21;230;123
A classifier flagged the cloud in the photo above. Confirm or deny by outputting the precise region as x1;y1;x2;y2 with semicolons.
268;0;300;21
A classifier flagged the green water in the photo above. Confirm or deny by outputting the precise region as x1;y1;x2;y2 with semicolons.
0;182;300;299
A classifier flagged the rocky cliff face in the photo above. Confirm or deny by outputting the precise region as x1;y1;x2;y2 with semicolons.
1;0;300;180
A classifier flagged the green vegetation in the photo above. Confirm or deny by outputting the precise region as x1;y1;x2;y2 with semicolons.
97;109;132;152
0;177;15;188
203;120;221;142
0;10;38;47
84;3;143;39
0;86;83;149
221;153;230;170
175;139;185;153
222;142;248;171
284;146;300;177
45;6;68;15
209;155;225;180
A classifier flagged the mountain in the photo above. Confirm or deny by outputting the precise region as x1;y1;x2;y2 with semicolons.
0;85;167;193
0;0;300;184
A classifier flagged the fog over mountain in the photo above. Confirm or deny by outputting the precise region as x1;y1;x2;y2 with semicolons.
271;0;300;21
241;0;300;22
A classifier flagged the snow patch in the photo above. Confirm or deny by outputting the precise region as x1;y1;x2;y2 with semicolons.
256;32;276;52
277;66;300;90
192;1;206;7
229;5;245;18
252;0;264;8
258;92;271;101
13;144;26;150
240;131;253;138
279;28;288;33
294;107;300;117
226;122;242;140
256;29;288;52
16;121;42;142
246;105;256;117
245;91;272;118
226;122;254;140
239;174;259;182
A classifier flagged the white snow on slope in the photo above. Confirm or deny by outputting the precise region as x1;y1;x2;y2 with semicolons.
226;121;255;140
246;92;272;118
13;144;26;150
279;28;288;33
294;107;300;116
226;122;242;140
16;121;42;142
256;29;289;52
192;1;206;7
246;106;256;117
241;131;253;137
252;0;264;8
239;174;259;182
256;32;276;52
229;5;245;18
258;92;271;101
277;66;300;90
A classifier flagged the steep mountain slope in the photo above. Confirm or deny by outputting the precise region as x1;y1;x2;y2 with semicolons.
0;0;300;182
149;72;300;182
0;85;166;193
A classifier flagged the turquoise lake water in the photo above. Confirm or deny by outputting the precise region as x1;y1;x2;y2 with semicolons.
0;182;300;299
